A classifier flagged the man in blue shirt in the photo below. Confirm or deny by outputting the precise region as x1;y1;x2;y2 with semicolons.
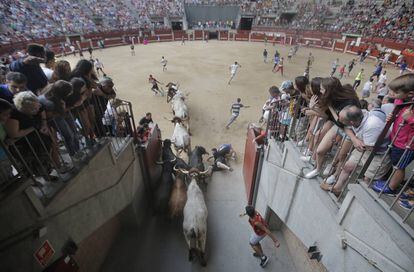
9;44;47;94
0;72;27;104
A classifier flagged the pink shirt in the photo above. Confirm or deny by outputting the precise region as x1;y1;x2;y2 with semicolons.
390;100;414;150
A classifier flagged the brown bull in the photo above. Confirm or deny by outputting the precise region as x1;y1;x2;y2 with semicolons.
169;175;187;218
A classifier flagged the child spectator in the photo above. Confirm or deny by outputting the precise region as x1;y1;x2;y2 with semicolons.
372;74;414;204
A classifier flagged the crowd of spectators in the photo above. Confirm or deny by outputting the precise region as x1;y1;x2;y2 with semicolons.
256;66;414;210
1;0;414;44
0;43;137;189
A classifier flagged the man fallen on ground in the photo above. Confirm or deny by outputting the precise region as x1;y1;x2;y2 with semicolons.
209;144;236;172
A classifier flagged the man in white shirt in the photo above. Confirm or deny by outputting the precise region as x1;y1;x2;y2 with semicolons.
375;70;387;93
361;77;374;98
94;58;105;76
41;51;55;81
321;105;391;195
161;56;168;72
228;61;241;85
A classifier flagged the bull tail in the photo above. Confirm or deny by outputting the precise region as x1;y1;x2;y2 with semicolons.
189;228;198;249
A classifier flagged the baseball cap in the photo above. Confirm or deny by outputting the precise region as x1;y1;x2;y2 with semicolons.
280;80;293;91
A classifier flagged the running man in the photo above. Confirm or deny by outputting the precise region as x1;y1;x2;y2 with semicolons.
228;61;241;85
181;36;185;45
272;54;280;72
347;59;356;77
330;58;339;76
242;205;280;268
226;98;249;128
130;44;135;56
263;49;268;63
353;69;364;90
287;48;293;62
275;57;284;76
210;144;236;172
148;75;164;96
95;58;105;76
161;56;168;71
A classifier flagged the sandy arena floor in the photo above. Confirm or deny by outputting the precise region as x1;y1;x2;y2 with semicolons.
62;40;401;158
62;40;403;271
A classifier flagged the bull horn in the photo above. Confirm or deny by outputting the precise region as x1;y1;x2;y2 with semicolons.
199;166;212;175
155;160;164;165
170;157;177;163
173;165;189;174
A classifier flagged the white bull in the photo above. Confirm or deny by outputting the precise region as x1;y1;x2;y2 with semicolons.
171;91;190;133
183;176;208;266
171;121;191;154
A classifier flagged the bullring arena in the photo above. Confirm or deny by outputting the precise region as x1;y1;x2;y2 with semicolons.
2;1;414;272
61;40;403;271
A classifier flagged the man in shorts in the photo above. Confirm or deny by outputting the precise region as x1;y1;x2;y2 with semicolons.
148;75;164;96
228;61;241;85
94;58;105;76
320;105;391;195
210;144;236;171
130;44;135;56
243;205;280;268
226;98;249;128
161;56;168;72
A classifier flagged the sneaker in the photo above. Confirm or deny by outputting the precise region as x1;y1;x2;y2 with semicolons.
320;182;332;191
323;164;334;176
305;168;320;179
372;180;398;196
58;162;74;174
400;188;414;200
398;199;414;210
300;155;312;162
260;256;269;267
326;175;336;185
297;139;306;147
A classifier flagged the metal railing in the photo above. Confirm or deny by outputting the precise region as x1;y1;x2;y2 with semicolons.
264;96;414;230
0;97;137;203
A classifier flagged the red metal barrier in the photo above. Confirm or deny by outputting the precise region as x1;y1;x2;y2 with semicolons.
143;125;162;190
243;128;260;204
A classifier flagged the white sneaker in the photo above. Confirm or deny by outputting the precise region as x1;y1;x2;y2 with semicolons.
305;168;320;179
297;139;306;147
326;175;336;185
300;155;312;162
323;164;333;176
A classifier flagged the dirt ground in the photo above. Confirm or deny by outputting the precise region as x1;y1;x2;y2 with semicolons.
62;40;402;160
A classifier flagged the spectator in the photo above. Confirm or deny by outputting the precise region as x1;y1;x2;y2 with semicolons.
0;99;13;184
42;51;56;81
321;105;390;195
380;95;395;116
9;44;48;94
92;77;116;137
5;91;55;180
51;60;71;82
373;74;414;197
0;72;27;104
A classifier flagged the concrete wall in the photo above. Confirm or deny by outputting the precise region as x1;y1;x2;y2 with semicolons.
255;140;414;272
0;139;148;272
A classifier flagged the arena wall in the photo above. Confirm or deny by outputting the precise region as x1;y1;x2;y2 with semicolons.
2;28;414;69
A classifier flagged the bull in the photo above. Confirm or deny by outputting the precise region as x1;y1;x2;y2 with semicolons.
169;158;190;219
175;168;212;267
166;83;190;134
171;117;191;154
154;139;176;214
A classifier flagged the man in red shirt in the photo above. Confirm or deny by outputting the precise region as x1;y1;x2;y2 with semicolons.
244;205;280;267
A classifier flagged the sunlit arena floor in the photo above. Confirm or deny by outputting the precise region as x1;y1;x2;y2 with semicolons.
61;41;402;271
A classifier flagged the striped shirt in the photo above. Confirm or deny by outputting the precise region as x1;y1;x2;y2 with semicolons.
231;102;244;115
